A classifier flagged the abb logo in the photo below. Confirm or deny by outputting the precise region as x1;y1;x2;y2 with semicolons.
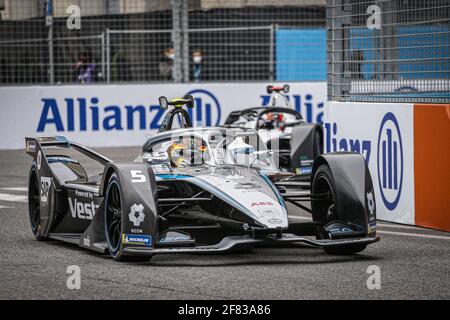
251;202;274;207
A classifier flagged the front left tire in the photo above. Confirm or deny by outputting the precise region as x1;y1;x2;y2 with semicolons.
104;172;151;262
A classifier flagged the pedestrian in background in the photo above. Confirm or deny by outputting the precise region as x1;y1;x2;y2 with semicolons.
75;51;96;83
192;49;203;81
159;47;174;81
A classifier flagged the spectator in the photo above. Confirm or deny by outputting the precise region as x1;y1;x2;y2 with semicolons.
75;51;96;83
192;49;203;81
159;47;174;81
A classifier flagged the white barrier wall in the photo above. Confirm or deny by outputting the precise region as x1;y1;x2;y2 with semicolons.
324;101;415;224
0;82;326;149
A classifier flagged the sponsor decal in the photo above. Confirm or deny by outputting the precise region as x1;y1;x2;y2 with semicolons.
377;112;403;211
367;191;375;219
251;201;274;207
122;234;152;246
158;235;190;243
83;236;90;247
368;221;377;233
40;177;52;203
185;89;221;126
131;228;143;234
128;203;145;227
68;198;98;220
235;182;260;190
267;218;283;225
256;208;279;217
37;150;42;170
75;189;94;199
26;141;36;152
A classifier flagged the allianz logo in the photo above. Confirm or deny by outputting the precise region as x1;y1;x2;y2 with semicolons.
324;112;403;211
37;97;166;132
324;122;372;162
260;94;324;124
68;197;98;220
37;91;221;132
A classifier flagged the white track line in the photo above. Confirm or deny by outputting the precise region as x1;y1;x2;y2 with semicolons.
0;205;13;209
0;193;27;203
0;187;27;192
378;230;450;240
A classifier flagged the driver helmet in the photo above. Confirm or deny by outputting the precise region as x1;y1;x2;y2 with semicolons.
167;138;208;168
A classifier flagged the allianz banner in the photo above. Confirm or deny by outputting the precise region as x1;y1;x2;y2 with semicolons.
0;82;325;149
325;101;415;225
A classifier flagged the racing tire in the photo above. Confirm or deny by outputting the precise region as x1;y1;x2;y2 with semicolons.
311;164;367;255
28;167;45;241
104;173;151;262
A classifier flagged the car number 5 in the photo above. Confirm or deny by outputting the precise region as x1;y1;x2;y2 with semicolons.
131;170;146;183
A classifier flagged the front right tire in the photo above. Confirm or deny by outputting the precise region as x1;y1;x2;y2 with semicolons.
311;164;367;255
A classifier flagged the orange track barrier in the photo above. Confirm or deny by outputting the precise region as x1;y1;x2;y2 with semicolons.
414;104;450;231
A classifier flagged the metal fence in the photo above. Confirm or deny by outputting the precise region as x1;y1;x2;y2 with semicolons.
327;0;450;103
0;0;327;85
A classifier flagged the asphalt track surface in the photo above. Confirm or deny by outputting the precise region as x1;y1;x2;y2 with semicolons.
0;147;449;300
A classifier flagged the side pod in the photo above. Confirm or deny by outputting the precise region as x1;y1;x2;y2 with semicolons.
290;123;323;168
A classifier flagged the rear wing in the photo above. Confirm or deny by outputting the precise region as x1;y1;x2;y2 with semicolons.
25;136;112;165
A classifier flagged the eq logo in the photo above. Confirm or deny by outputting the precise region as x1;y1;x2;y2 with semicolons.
185;89;221;126
40;177;52;203
377;112;403;211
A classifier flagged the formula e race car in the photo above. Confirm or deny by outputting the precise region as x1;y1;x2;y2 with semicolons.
224;85;323;173
25;96;378;262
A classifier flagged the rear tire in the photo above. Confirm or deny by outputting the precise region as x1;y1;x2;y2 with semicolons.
311;164;367;255
104;173;151;262
28;167;45;241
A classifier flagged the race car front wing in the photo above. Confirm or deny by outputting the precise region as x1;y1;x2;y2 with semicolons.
122;234;380;256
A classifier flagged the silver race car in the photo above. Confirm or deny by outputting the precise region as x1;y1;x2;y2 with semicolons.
25;96;378;262
224;85;323;173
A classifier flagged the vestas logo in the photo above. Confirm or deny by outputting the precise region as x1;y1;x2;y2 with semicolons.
377;112;403;211
185;89;221;126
